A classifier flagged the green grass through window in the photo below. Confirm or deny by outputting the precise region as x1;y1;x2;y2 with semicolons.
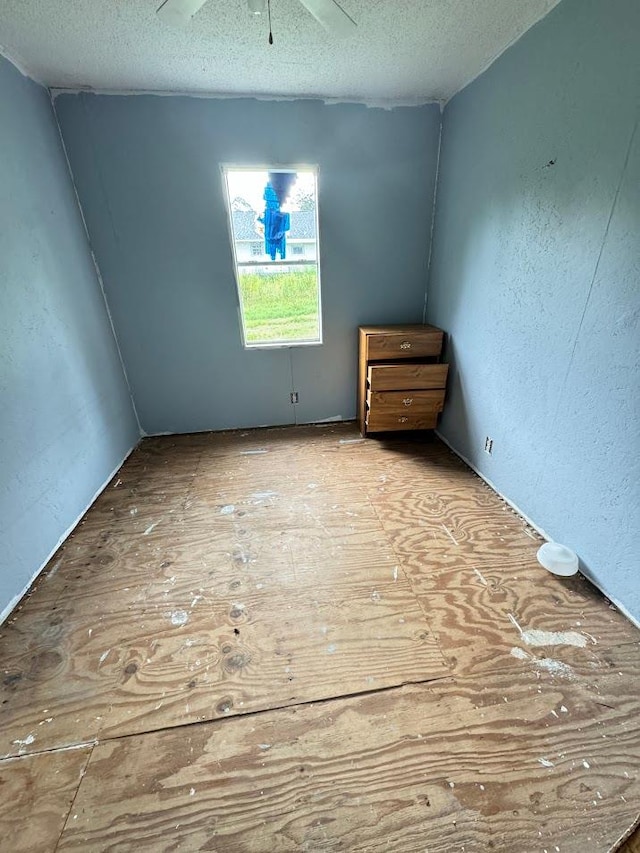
238;268;320;344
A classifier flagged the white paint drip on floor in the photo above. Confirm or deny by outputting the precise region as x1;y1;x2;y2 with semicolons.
13;734;35;746
538;757;554;768
473;568;488;585
510;647;529;661
240;449;268;455
371;590;381;602
98;649;111;665
13;734;36;754
534;658;575;678
441;524;459;545
250;491;278;502
524;628;589;648
393;567;398;582
220;505;235;515
510;647;575;679
169;610;189;626
143;520;160;536
508;613;590;648
46;558;64;580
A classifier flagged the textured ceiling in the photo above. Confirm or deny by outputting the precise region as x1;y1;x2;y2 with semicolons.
0;0;559;101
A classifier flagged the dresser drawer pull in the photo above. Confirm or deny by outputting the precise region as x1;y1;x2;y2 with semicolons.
398;416;409;423
400;341;412;350
402;398;413;407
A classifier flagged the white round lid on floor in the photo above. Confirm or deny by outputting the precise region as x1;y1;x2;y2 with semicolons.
537;542;579;576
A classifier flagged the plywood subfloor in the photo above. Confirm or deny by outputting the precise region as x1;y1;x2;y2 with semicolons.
1;423;639;851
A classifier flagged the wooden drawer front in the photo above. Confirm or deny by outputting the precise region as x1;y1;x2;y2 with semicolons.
366;412;439;432
367;389;445;416
367;330;443;360
367;363;448;391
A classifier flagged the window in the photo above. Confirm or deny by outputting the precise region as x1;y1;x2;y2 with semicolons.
223;167;321;347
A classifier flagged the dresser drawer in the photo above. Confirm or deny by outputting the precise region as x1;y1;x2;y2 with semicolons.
367;329;443;360
365;412;439;432
367;389;446;416
367;363;448;391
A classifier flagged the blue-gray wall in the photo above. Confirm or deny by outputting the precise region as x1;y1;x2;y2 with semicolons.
53;94;441;433
427;0;640;619
0;55;139;618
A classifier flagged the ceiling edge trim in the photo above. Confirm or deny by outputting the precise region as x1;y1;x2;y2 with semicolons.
49;85;441;111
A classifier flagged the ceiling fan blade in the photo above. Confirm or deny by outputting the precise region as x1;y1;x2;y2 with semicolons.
298;0;356;37
156;0;208;27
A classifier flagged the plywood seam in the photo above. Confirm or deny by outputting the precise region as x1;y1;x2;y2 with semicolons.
0;741;98;767
52;746;94;853
89;674;457;749
609;811;640;853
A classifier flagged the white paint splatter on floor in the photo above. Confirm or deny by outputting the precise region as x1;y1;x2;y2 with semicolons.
169;610;189;627
510;647;529;660
510;647;576;679
534;658;575;678
441;525;459;545
508;613;590;648
250;491;278;502
13;734;35;745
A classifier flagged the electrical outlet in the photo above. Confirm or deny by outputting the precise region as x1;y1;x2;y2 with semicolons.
484;436;493;455
290;391;299;404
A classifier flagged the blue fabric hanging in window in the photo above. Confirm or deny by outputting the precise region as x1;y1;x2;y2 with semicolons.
258;179;292;260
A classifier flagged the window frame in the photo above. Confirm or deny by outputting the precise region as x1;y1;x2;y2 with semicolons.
221;164;323;350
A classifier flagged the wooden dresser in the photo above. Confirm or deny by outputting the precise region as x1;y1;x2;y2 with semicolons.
357;324;448;436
